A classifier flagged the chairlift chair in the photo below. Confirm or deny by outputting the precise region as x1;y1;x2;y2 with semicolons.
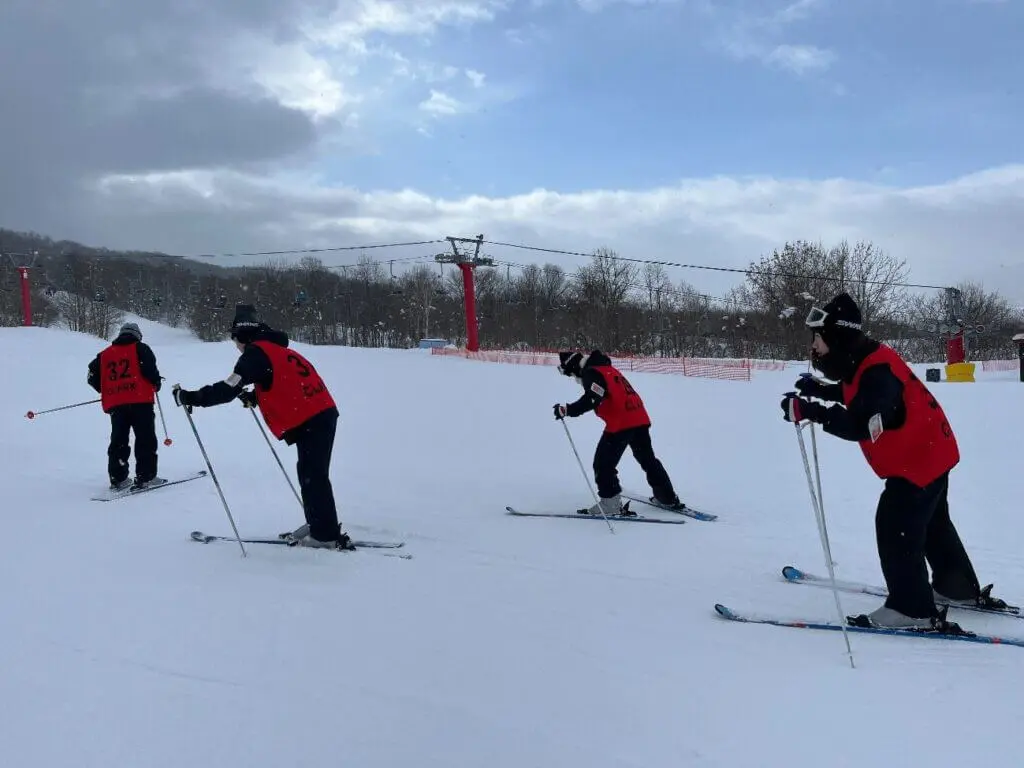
388;261;403;295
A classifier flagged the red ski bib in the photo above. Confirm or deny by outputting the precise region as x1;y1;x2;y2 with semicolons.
842;344;959;487
591;365;651;433
251;341;336;439
98;344;155;413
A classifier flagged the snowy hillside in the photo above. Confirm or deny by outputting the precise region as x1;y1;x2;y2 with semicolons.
3;319;1023;768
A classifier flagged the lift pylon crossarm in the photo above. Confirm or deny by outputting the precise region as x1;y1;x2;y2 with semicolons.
434;253;494;267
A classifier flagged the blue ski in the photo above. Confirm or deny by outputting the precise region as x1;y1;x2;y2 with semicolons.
621;493;718;521
713;603;1024;648
781;565;1020;618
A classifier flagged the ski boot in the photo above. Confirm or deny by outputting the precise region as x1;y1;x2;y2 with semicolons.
576;496;635;518
848;606;974;636
936;584;1018;614
281;523;355;550
647;494;685;512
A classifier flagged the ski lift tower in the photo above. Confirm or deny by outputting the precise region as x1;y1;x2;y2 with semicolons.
435;234;493;352
944;287;976;382
4;250;39;326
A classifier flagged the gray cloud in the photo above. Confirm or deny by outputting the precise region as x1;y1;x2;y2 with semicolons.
0;0;327;234
81;88;317;174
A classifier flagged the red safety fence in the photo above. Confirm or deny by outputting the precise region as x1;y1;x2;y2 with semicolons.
430;347;787;381
980;359;1018;372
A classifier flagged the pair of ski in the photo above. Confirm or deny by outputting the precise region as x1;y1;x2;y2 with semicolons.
190;530;411;559
90;469;410;559
90;470;208;502
716;565;1024;648
506;492;719;525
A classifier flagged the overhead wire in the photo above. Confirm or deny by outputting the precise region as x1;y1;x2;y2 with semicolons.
479;238;953;291
487;257;758;311
7;232;953;297
186;239;446;260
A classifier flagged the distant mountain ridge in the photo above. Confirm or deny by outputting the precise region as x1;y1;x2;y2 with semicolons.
0;227;230;277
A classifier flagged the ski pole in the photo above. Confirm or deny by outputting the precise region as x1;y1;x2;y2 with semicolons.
808;421;829;560
799;372;830;567
155;392;173;446
175;387;246;557
794;418;855;668
560;418;615;534
25;398;99;419
248;407;302;507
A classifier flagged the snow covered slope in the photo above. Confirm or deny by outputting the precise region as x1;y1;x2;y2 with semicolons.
2;319;1022;768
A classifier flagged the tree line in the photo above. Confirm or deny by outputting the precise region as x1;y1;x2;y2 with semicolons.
1;231;1022;363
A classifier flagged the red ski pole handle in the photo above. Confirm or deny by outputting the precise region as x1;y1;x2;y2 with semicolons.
25;398;100;419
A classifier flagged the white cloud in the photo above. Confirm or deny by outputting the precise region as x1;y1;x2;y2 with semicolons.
505;24;546;45
419;89;465;115
710;0;837;76
307;0;509;47
771;0;823;26
212;37;356;120
204;1;508;127
87;165;1024;301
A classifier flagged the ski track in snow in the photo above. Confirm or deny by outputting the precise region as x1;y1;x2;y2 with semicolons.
2;319;1023;767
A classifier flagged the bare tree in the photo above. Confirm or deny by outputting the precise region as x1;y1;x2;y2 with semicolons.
572;248;637;350
833;240;910;324
738;239;909;360
400;265;446;340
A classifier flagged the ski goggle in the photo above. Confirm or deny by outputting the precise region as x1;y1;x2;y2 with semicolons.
805;307;828;328
805;306;862;331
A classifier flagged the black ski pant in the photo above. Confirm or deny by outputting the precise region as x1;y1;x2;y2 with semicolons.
107;403;158;484
290;408;342;542
593;425;677;503
876;471;980;618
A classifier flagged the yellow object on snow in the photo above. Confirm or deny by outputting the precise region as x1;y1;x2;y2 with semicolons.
944;362;976;382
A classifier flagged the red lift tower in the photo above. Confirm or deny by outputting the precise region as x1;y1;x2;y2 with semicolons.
435;235;493;352
5;251;39;326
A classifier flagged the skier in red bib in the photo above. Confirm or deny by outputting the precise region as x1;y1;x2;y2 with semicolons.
87;322;163;490
171;305;352;550
780;292;1008;629
554;350;681;517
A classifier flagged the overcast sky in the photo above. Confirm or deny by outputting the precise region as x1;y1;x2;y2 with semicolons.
1;0;1021;301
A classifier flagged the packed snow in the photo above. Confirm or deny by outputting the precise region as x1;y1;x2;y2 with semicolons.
2;318;1022;768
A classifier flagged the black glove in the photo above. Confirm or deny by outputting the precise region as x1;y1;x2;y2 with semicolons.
794;374;829;400
172;384;195;414
553;403;567;421
238;389;258;409
780;392;826;424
